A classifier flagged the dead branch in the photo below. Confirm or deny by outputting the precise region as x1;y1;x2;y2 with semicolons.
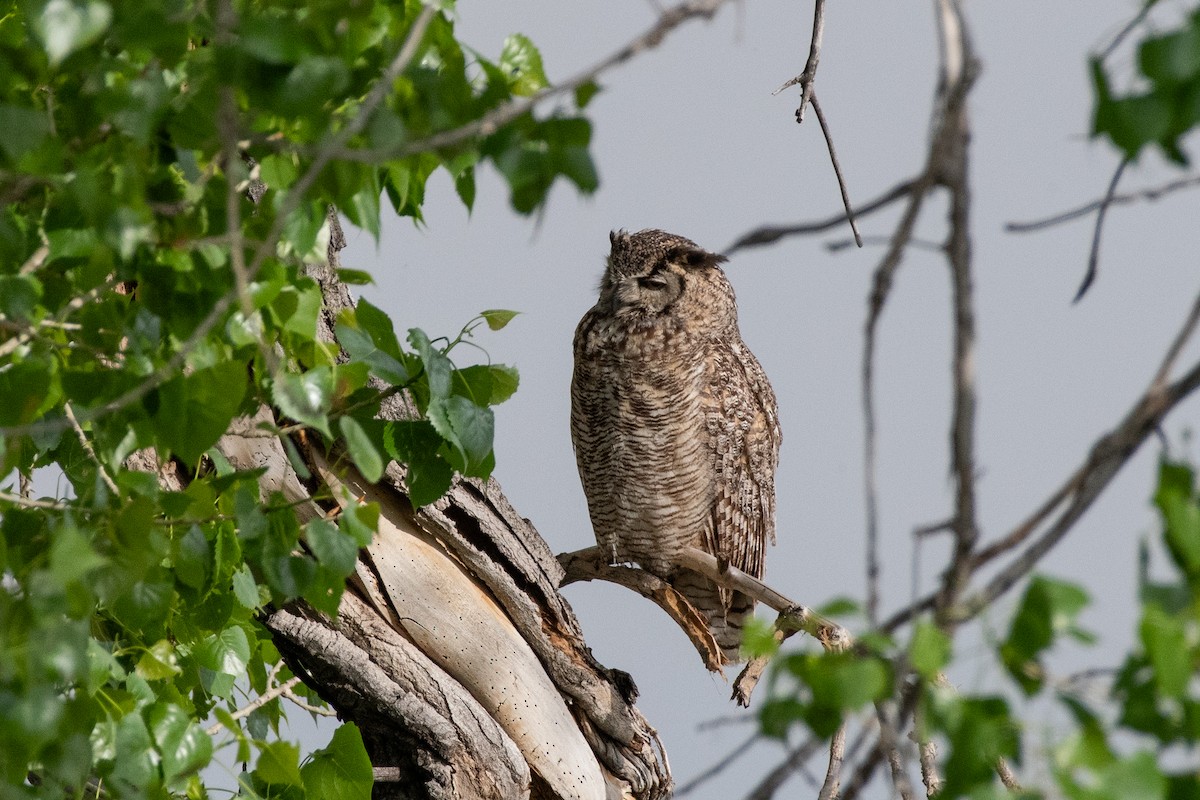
811;93;863;247
816;722;846;800
876;701;916;800
673;731;760;797
957;357;1200;621
1004;173;1200;233
995;756;1020;790
743;734;828;800
559;544;853;708
725;179;916;254
772;0;826;123
342;0;739;163
558;548;724;671
1074;158;1129;302
934;0;980;624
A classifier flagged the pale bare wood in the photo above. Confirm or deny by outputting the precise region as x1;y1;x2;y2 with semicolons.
316;454;608;800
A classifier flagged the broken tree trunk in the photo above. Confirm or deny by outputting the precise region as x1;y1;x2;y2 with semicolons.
141;214;670;800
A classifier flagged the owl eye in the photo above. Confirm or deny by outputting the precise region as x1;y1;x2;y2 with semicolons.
638;274;669;289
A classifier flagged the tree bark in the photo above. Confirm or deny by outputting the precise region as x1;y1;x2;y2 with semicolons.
204;212;670;799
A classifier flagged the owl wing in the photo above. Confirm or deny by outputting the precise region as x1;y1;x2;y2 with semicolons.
702;336;781;580
569;307;618;558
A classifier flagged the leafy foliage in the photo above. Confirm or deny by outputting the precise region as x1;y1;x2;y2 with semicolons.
1091;8;1200;162
754;455;1200;798
0;0;589;796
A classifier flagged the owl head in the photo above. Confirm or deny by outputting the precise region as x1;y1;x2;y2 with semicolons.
601;228;731;318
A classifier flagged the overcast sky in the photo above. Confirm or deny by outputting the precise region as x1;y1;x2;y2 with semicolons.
337;2;1200;796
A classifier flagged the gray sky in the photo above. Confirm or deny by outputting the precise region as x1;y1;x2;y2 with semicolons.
340;1;1200;796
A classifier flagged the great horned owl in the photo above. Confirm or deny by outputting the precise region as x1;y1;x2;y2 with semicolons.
570;228;782;664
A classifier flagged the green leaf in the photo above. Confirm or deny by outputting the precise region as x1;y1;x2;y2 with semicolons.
933;694;1020;796
909;620;951;680
479;309;520;331
1153;460;1200;577
270;282;322;341
1140;604;1189;698
149;703;212;782
255;740;303;787
135;640;181;681
337;269;375;286
0;105;51;163
196;625;252;679
340;416;385;483
439;395;494;477
759;697;805;740
0;361;58;426
499;34;549;96
1138;20;1200;87
231;565;262;609
110;712;155;788
739;616;779;660
382;420;454;507
300;724;373;800
0;275;43;320
356;299;405;358
154;361;249;465
1097;751;1167;800
272;368;334;437
1001;575;1090;696
340;502;378;548
408;328;452;403
34;0;114;66
49;524;106;586
305;518;359;575
173;525;211;590
574;80;601;109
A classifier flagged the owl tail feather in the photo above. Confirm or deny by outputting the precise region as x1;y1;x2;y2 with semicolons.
670;569;756;664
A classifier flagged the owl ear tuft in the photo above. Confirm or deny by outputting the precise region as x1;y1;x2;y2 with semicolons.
609;229;627;249
675;247;728;269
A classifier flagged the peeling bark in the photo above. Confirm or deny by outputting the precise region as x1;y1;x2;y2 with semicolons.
189;212;672;800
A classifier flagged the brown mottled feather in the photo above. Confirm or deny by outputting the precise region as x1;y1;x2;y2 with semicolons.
570;229;782;663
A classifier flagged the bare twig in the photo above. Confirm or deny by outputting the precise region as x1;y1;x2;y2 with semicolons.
817;722;846;800
1004;173;1200;233
1074;158;1129;302
558;547;724;670
935;19;979;624
282;685;337;717
773;0;826;124
726;179;916;253
674;731;760;797
1150;289;1200;390
249;4;437;278
733;619;799;706
955;356;1200;622
19;244;49;275
0;490;68;510
826;235;943;253
206;665;299;736
0;8;437;441
64;402;119;495
863;179;933;625
1099;1;1158;60
343;0;736;163
744;735;828;800
913;691;941;797
876;701;915;800
811;93;862;247
995;756;1020;790
0;278;118;361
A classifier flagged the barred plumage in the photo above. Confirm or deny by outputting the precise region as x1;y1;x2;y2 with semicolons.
570;229;782;663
